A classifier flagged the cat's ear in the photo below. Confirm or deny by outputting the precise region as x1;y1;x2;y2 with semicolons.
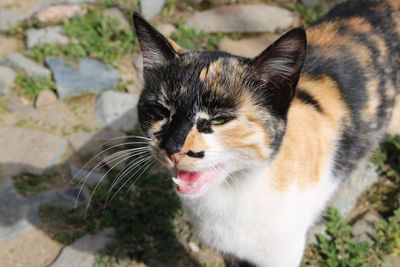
251;28;307;114
132;12;183;68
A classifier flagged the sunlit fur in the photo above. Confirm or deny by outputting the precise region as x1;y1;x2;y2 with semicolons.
132;1;400;266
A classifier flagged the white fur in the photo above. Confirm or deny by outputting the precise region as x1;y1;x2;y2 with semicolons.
179;133;340;267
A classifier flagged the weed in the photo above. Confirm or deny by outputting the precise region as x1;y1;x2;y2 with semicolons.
303;209;381;267
171;21;221;51
14;118;29;128
376;209;400;255
0;98;7;114
62;11;138;64
287;3;324;26
13;173;56;196
14;74;54;100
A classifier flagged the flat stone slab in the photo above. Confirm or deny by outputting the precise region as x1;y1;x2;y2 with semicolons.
187;4;295;33
140;0;165;19
0;127;68;178
46;57;120;99
26;26;69;49
0;66;16;95
0;35;24;58
95;91;139;131
50;228;115;267
218;34;279;58
0;9;26;32
35;4;84;24
1;53;51;78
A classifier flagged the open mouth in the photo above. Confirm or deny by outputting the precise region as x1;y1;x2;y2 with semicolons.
172;167;221;195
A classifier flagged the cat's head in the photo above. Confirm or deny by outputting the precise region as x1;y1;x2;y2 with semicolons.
132;13;307;197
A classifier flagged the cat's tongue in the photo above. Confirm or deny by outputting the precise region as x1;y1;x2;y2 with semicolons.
173;169;218;195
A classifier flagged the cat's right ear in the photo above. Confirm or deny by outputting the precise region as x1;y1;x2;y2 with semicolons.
132;12;183;68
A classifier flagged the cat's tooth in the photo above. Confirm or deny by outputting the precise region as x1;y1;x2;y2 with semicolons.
172;177;183;186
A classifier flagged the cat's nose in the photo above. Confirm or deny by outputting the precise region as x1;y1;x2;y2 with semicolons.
169;153;182;164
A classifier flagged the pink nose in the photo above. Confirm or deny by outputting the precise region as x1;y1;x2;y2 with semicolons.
169;153;182;164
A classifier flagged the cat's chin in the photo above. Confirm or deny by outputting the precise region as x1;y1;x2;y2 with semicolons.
172;167;222;197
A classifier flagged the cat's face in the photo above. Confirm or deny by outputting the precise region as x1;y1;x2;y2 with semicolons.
133;13;306;197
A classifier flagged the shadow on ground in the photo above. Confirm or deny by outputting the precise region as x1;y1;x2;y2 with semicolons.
0;108;202;267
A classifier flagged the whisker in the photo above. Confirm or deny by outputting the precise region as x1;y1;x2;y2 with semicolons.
124;159;157;195
74;148;150;207
103;155;153;209
109;158;155;203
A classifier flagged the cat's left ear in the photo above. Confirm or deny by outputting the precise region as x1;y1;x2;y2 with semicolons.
251;28;307;115
132;12;184;68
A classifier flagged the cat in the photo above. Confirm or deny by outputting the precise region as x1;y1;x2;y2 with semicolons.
131;0;400;266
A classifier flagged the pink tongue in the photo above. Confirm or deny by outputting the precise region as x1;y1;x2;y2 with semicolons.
177;170;201;183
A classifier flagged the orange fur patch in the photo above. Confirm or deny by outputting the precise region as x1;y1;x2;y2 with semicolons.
271;75;349;190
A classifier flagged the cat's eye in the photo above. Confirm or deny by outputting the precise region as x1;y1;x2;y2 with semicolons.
210;116;232;125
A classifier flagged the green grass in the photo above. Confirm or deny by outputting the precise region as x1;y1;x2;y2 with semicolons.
13;173;56;196
0;98;7;114
303;209;381;267
30;10;138;65
287;3;324;26
14;74;54;100
171;21;221;51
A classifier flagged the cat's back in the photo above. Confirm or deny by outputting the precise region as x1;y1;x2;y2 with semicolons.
297;0;400;177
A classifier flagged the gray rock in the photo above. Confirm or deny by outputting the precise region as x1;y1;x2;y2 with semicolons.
383;255;400;267
0;65;16;95
132;53;143;78
0;178;88;243
301;0;320;6
35;90;58;108
140;0;166;19
50;228;115;267
1;53;51;78
95;91;139;131
218;34;279;58
26;26;69;49
329;160;379;218
307;223;327;245
186;5;295;33
0;127;68;178
352;211;381;244
102;8;130;31
35;4;84;24
69;163;106;187
45;57;120;99
156;23;176;37
67;130;127;155
0;9;26;32
186;0;204;5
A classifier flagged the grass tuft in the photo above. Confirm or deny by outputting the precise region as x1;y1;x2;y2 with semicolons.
14;74;54;100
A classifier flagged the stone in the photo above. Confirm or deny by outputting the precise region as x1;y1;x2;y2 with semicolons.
156;23;176;37
352;211;381;244
140;0;166;19
49;228;115;267
0;127;68;178
0;9;26;32
329;160;379;218
0;66;16;95
383;255;400;267
95;91;139;131
0;36;24;58
132;53;143;78
35;90;58;108
26;26;69;49
118;54;143;95
1;53;51;78
45;57;120;99
102;8;130;31
186;5;295;33
69;163;106;187
0;228;62;267
35;4;84;24
218;34;279;58
67;130;127;155
307;223;327;245
0;178;88;243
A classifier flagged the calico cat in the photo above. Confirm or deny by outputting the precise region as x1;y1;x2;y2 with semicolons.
132;0;400;266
